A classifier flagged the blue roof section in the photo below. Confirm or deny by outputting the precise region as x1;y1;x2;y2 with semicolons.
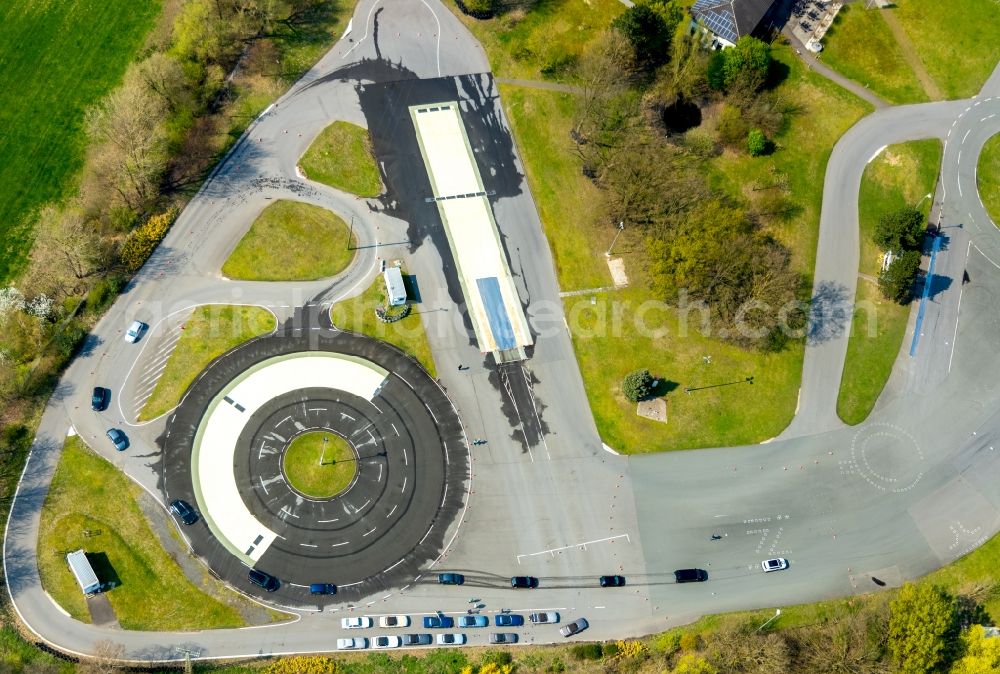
692;0;738;44
476;277;517;351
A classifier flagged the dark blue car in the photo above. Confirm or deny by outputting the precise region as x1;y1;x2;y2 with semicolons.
423;615;454;628
494;614;524;627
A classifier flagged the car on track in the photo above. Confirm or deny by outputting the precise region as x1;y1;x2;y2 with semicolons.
423;615;454;628
169;499;198;525
247;569;279;592
600;575;626;587
91;387;110;412
124;320;147;343
510;575;539;589
310;583;337;595
761;558;789;572
559;618;589;638
674;568;708;583
494;614;524;627
437;633;467;645
106;428;129;451
529;611;560;624
401;633;433;646
341;616;373;629
372;636;401;649
490;633;518;645
336;637;367;650
438;572;465;585
458;615;489;628
378;615;410;628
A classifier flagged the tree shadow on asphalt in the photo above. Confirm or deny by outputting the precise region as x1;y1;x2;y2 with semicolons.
806;280;852;345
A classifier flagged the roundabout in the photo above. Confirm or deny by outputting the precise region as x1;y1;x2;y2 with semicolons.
160;317;470;606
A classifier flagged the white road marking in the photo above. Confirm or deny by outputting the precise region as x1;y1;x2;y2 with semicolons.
418;0;442;77
948;242;970;374
515;534;631;562
401;476;407;493
332;541;349;547
983;114;996;122
386;504;397;518
962;129;971;144
402;447;408;466
342;1;381;59
363;527;377;537
867;145;886;164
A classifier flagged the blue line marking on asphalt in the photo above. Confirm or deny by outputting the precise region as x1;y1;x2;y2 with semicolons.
909;236;943;357
476;277;517;350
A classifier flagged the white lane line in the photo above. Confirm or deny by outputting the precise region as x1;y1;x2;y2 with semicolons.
983;114;996;122
332;541;349;547
259;476;269;495
318;518;338;523
386;504;397;518
342;0;381;59
359;498;371;511
963;129;971;144
300;543;318;548
972;242;1000;270
401;476;407;494
958;177;963;198
402;447;408;466
868;145;887;164
383;558;406;574
362;527;377;537
515;533;632;562
391;423;399;436
948;241;970;374
377;462;383;483
418;0;442;77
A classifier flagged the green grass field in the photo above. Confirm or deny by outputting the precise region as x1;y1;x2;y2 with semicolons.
283;432;355;498
837;140;941;425
892;0;1000;99
37;436;246;630
139;305;276;420
448;0;625;80
979;134;1000;227
0;0;161;282
300;121;383;197
330;276;437;378
821;5;928;104
222;200;355;281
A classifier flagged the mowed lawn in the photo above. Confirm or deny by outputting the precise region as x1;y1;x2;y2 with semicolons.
447;0;625;80
139;305;276;420
0;0;160;281
893;0;1000;99
821;5;927;104
38;437;246;630
330;277;437;378
300;121;383;197
838;140;941;425
222;200;355;281
980;134;1000;227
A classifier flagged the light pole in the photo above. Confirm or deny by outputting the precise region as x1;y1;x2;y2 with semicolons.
755;609;781;633
916;192;932;210
605;221;624;257
348;215;355;250
319;434;329;466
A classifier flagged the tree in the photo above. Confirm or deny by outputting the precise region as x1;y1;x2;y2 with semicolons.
951;625;1000;674
747;128;767;156
623;369;654;401
878;249;922;303
873;207;926;252
612;4;670;68
707;50;727;90
26;205;108;298
888;583;958;674
722;37;771;93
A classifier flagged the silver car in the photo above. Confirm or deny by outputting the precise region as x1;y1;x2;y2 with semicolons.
124;320;146;343
560;618;589;637
436;633;467;645
529;611;560;624
336;637;367;650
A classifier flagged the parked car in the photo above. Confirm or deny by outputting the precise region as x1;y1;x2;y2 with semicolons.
91;387;110;412
341;616;373;629
372;636;401;649
529;611;560;624
378;615;410;628
560;618;589;638
599;575;626;587
169;499;198;525
761;558;789;572
458;615;489;628
247;569;279;592
438;572;465;585
310;583;337;595
510;576;539;589
490;633;518;645
336;637;367;650
437;633;467;645
423;615;454;629
106;428;129;451
124;320;147;343
674;568;708;583
494;614;524;627
401;634;432;646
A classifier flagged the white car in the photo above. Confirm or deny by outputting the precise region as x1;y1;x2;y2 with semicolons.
529;611;560;624
336;637;367;650
436;633;467;645
372;635;401;649
762;558;789;572
124;320;147;343
378;615;410;628
341;616;373;629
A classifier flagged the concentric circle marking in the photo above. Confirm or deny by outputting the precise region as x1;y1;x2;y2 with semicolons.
849;422;924;493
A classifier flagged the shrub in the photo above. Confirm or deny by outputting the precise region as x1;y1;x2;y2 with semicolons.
86;275;126;314
457;0;495;18
263;656;338;674
878;249;922;303
616;640;649;659
571;643;603;660
622;368;654;402
747;128;768;157
717;104;748;148
652;631;681;655
118;208;177;272
479;650;513;668
603;641;620;658
679;632;700;651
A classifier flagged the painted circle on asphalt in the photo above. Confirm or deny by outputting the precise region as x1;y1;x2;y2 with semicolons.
850;423;924;493
160;322;469;607
281;430;357;499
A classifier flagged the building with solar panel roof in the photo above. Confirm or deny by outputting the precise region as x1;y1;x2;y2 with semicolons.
690;0;778;48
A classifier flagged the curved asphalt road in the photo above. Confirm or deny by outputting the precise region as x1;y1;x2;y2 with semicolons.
5;0;1000;662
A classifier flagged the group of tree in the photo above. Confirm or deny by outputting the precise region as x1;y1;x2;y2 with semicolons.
573;3;798;350
873;206;927;303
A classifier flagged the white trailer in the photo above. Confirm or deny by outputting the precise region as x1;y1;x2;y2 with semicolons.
66;550;101;594
383;266;407;307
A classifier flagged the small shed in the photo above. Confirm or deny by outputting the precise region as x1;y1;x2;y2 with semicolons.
383;266;407;307
66;550;101;595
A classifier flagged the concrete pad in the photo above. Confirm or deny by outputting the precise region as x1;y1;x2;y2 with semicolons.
637;398;667;423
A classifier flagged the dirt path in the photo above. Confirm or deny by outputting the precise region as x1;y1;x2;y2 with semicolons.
880;9;944;100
